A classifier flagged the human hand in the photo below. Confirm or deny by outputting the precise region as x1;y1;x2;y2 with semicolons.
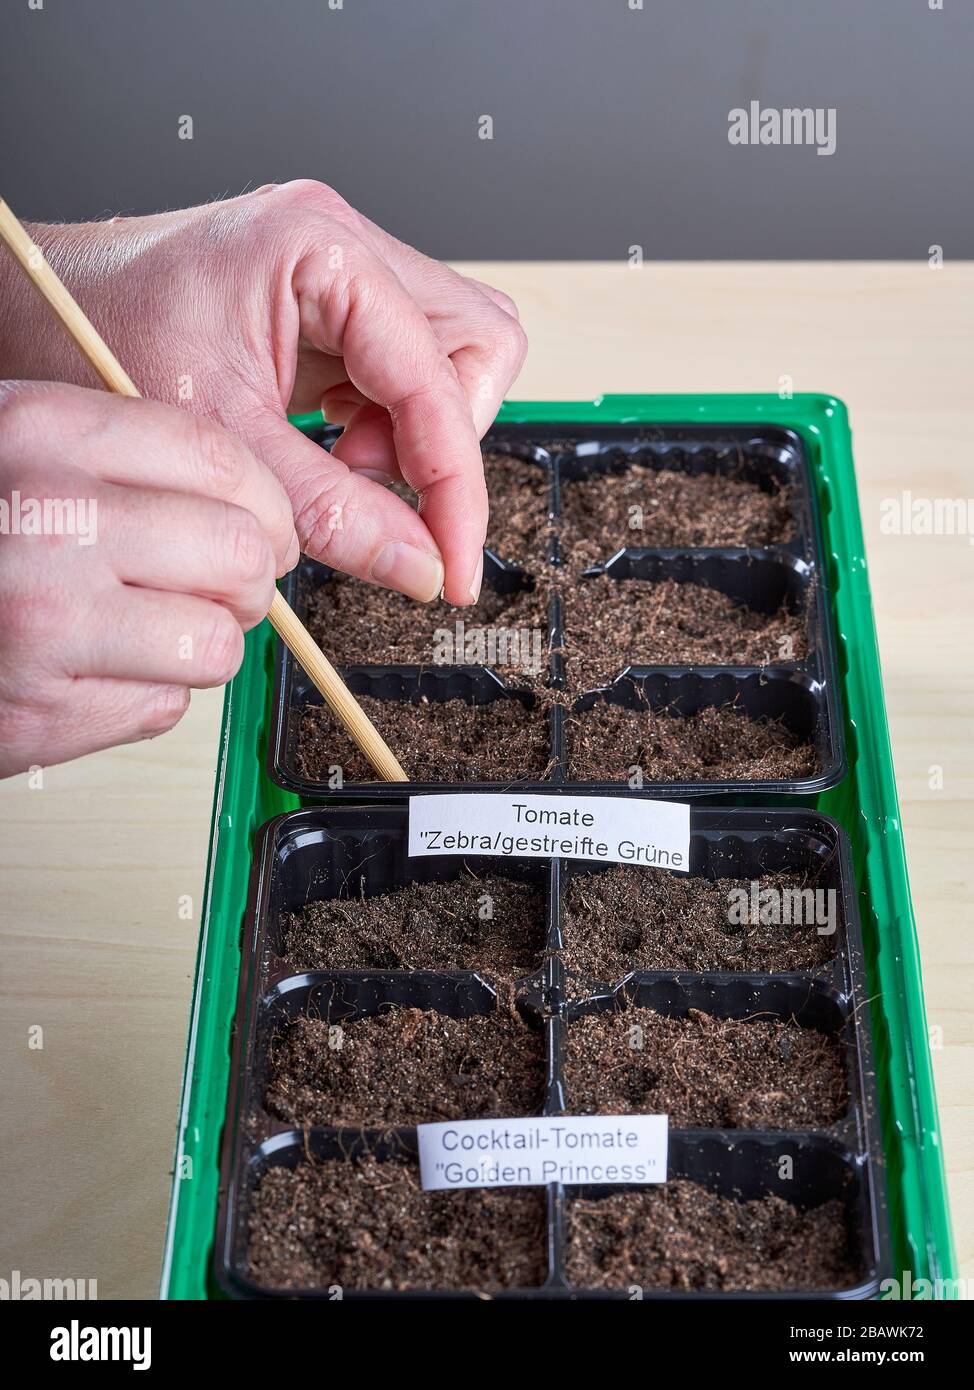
11;183;528;604
0;382;298;776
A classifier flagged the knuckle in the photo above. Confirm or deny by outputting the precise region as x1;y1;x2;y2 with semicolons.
490;308;528;364
490;288;520;321
188;416;249;501
267;478;297;546
273;178;351;218
461;275;521;323
337;255;384;310
292;478;358;563
142;685;191;738
510;317;529;361
196;610;244;684
221;507;274;590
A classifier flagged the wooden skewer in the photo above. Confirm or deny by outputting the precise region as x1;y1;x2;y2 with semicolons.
0;198;409;783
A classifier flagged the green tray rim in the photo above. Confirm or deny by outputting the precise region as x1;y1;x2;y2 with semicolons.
159;392;957;1300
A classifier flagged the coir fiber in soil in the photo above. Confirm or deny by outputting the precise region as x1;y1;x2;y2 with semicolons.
248;1155;547;1292
483;451;550;567
305;574;548;671
562;866;835;978
559;463;795;570
265;1007;544;1126
560;576;806;693
295;695;551;783
565;1008;847;1128
280;874;545;977
566;702;817;782
565;1182;857;1292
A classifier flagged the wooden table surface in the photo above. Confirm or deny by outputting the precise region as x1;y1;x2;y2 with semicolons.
1;262;971;1298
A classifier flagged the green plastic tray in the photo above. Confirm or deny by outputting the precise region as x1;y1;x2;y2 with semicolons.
160;393;956;1300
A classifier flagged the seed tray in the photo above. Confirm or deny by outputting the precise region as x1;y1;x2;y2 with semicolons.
270;421;845;797
163;395;956;1301
213;803;889;1299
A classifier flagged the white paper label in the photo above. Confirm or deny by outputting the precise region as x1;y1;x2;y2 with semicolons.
417;1115;668;1190
408;793;690;870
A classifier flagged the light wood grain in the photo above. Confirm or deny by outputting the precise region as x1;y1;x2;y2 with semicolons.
1;261;971;1297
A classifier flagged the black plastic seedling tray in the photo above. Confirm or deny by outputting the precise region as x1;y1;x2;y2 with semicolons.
270;423;845;800
214;803;890;1299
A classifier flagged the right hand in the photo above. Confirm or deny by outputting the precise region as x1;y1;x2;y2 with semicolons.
0;381;298;777
11;184;528;605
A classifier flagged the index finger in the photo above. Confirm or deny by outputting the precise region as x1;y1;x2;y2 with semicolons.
294;245;487;604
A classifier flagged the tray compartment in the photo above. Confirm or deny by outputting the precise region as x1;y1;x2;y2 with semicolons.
255;807;554;990
557;973;858;1131
546;422;816;566
290;666;554;790
556;810;856;993
561;548;819;680
553;1133;886;1299
257;971;553;1130
231;1131;557;1298
567;667;834;792
585;547;811;618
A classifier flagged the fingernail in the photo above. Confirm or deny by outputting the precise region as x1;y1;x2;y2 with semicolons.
284;533;300;572
468;551;484;604
371;542;444;602
359;469;396;486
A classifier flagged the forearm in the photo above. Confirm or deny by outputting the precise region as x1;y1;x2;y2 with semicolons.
0;215;186;389
0;221;107;383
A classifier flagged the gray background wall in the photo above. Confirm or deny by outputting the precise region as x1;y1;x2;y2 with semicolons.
1;0;971;258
